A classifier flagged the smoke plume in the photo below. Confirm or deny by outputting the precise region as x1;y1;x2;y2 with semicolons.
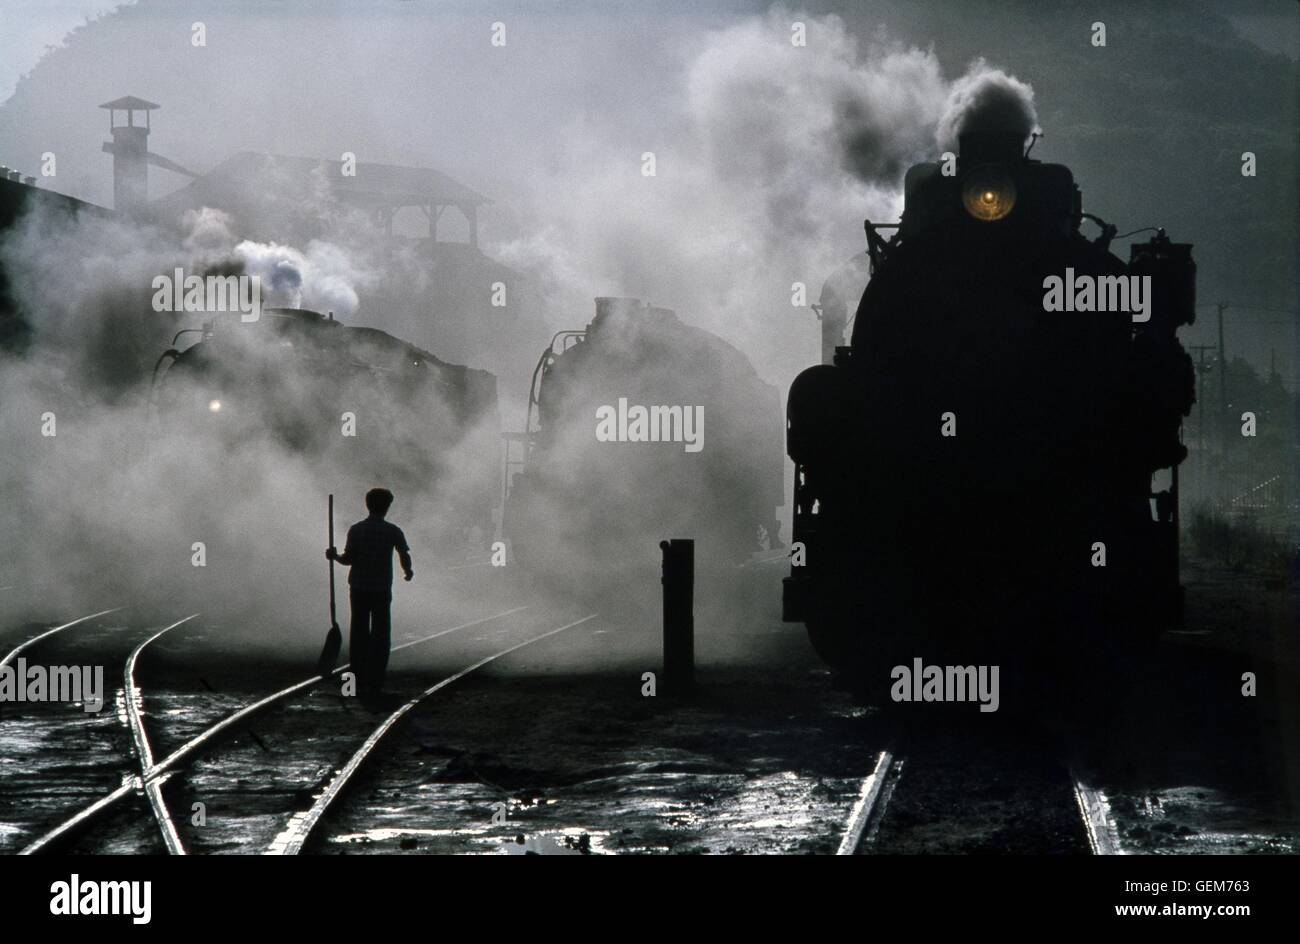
936;60;1039;150
0;201;502;657
495;10;1037;388
0;2;1041;657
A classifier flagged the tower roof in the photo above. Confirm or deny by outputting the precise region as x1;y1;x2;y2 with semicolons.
99;95;160;111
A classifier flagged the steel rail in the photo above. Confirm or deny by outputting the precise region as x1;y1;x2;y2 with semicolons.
18;605;528;854
267;613;597;855
0;607;125;674
147;605;529;779
123;615;201;854
1071;771;1125;855
836;750;899;855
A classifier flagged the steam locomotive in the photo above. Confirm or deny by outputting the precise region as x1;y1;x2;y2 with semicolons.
152;307;500;542
504;297;784;583
784;129;1196;686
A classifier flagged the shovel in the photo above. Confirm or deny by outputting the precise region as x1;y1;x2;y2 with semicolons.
317;493;342;675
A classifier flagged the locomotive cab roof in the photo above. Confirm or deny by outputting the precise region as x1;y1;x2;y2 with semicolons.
198;306;455;370
170;307;499;404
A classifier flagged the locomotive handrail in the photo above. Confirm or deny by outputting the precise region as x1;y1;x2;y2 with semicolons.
1080;212;1118;249
524;329;588;438
503;329;588;512
523;346;551;440
145;348;180;428
863;218;899;272
148;320;214;424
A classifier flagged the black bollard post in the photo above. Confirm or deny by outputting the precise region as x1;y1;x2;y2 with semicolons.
660;538;695;694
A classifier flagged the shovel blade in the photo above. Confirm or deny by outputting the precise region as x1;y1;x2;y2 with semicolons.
317;623;342;676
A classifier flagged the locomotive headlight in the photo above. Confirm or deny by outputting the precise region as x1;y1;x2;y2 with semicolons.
208;398;223;414
961;165;1016;221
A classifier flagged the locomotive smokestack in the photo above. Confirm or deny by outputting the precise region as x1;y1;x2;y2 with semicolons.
937;66;1038;169
595;297;644;321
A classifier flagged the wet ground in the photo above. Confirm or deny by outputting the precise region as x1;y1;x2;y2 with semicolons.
1059;558;1299;855
320;664;876;855
0;554;1295;854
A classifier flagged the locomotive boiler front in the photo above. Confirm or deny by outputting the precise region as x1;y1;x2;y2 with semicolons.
152;307;501;545
504;297;785;587
784;128;1195;687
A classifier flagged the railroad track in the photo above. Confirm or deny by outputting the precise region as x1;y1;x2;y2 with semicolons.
11;609;1129;857
0;608;182;849
266;613;596;855
15;605;597;855
1070;771;1125;855
836;751;1126;855
0;607;126;674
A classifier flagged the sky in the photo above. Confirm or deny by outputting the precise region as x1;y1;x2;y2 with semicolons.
0;0;127;103
0;0;1295;382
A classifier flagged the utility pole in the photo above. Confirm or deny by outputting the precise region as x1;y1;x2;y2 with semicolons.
1189;344;1215;489
1217;302;1230;445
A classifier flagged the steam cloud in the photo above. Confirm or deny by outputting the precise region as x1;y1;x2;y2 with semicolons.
495;9;1036;388
935;60;1039;150
0;3;1038;655
234;237;365;315
0;203;499;653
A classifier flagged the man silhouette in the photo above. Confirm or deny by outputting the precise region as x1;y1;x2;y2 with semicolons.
326;488;413;698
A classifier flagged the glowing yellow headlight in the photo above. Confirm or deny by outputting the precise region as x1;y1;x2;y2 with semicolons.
208;399;222;414
961;165;1016;221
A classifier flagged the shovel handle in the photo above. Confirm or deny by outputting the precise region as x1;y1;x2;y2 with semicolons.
328;494;337;620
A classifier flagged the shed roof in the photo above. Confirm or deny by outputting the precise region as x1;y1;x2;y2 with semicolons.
203;151;491;206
